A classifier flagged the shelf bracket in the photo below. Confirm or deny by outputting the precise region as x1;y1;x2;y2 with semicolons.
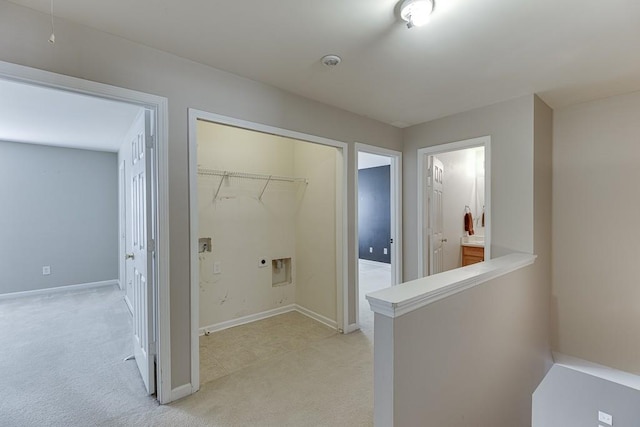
213;172;227;201
258;175;272;201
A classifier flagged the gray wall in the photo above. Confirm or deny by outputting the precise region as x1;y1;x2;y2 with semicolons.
552;90;640;375
0;140;118;294
380;265;552;426
0;0;402;388
403;95;535;282
533;364;640;427
380;95;553;424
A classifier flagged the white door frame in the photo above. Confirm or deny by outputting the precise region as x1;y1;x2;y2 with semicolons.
353;143;402;330
119;160;127;292
417;136;491;277
0;60;172;404
187;108;349;393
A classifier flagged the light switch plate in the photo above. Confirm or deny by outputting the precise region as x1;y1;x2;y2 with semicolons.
598;411;612;425
42;266;51;275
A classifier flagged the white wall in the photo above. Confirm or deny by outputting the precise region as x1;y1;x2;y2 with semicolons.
197;121;338;328
0;140;117;294
553;90;640;375
403;95;535;281
294;142;338;321
0;0;402;387
437;148;485;271
197;121;297;327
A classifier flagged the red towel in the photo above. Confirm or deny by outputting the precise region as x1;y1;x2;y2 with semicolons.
464;212;474;235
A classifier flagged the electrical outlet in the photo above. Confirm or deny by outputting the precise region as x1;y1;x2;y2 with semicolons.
369;247;373;253
383;248;388;255
598;411;612;425
42;266;51;275
213;262;221;274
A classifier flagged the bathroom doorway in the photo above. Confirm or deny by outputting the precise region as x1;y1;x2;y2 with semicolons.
354;143;402;333
417;136;491;277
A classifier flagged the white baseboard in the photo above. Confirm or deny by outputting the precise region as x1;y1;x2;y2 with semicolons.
199;304;297;336
344;323;360;334
170;383;194;402
294;304;338;330
199;304;338;335
0;279;118;300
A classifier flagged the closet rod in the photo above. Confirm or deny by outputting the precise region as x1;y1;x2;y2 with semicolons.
197;168;308;184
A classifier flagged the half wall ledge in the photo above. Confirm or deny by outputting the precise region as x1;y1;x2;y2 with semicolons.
366;252;537;318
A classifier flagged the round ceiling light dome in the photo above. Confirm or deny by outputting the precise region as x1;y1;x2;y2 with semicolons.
400;0;435;28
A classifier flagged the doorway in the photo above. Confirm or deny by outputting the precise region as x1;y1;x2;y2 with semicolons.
354;143;402;333
417;136;491;278
0;60;170;402
188;109;348;392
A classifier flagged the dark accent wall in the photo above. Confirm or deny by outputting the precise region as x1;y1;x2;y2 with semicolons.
358;165;391;263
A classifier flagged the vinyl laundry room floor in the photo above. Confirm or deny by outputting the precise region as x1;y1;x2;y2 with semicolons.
189;260;391;426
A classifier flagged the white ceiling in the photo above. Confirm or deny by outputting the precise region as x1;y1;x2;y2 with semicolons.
359;152;392;170
7;0;640;127
0;78;142;151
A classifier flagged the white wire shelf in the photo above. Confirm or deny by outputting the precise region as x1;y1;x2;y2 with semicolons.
197;168;308;201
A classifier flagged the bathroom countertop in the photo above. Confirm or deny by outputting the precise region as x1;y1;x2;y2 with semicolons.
460;241;484;248
460;236;485;248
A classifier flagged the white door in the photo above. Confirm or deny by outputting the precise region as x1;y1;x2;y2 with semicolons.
128;110;156;394
428;156;444;275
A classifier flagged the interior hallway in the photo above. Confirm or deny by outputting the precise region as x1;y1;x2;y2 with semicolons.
0;260;390;426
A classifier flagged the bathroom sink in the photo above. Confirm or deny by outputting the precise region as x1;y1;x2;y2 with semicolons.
461;236;485;247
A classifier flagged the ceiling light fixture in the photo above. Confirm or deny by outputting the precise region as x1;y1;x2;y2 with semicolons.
399;0;435;29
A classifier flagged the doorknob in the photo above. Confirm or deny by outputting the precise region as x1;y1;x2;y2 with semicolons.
125;253;135;260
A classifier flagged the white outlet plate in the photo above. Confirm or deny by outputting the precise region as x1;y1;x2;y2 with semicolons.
42;266;51;275
369;247;373;253
258;257;269;268
598;411;612;425
383;248;388;254
213;262;221;274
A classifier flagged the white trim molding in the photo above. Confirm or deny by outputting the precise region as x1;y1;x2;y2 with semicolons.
367;253;536;318
295;304;339;330
354;142;403;334
170;384;194;402
0;279;118;300
200;305;297;336
417;136;491;278
199;304;338;336
188;108;348;395
0;60;172;405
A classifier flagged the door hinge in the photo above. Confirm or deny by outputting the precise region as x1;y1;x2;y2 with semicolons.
146;134;155;149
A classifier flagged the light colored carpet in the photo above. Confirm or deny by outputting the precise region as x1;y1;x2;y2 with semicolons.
0;285;159;427
0;263;389;427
